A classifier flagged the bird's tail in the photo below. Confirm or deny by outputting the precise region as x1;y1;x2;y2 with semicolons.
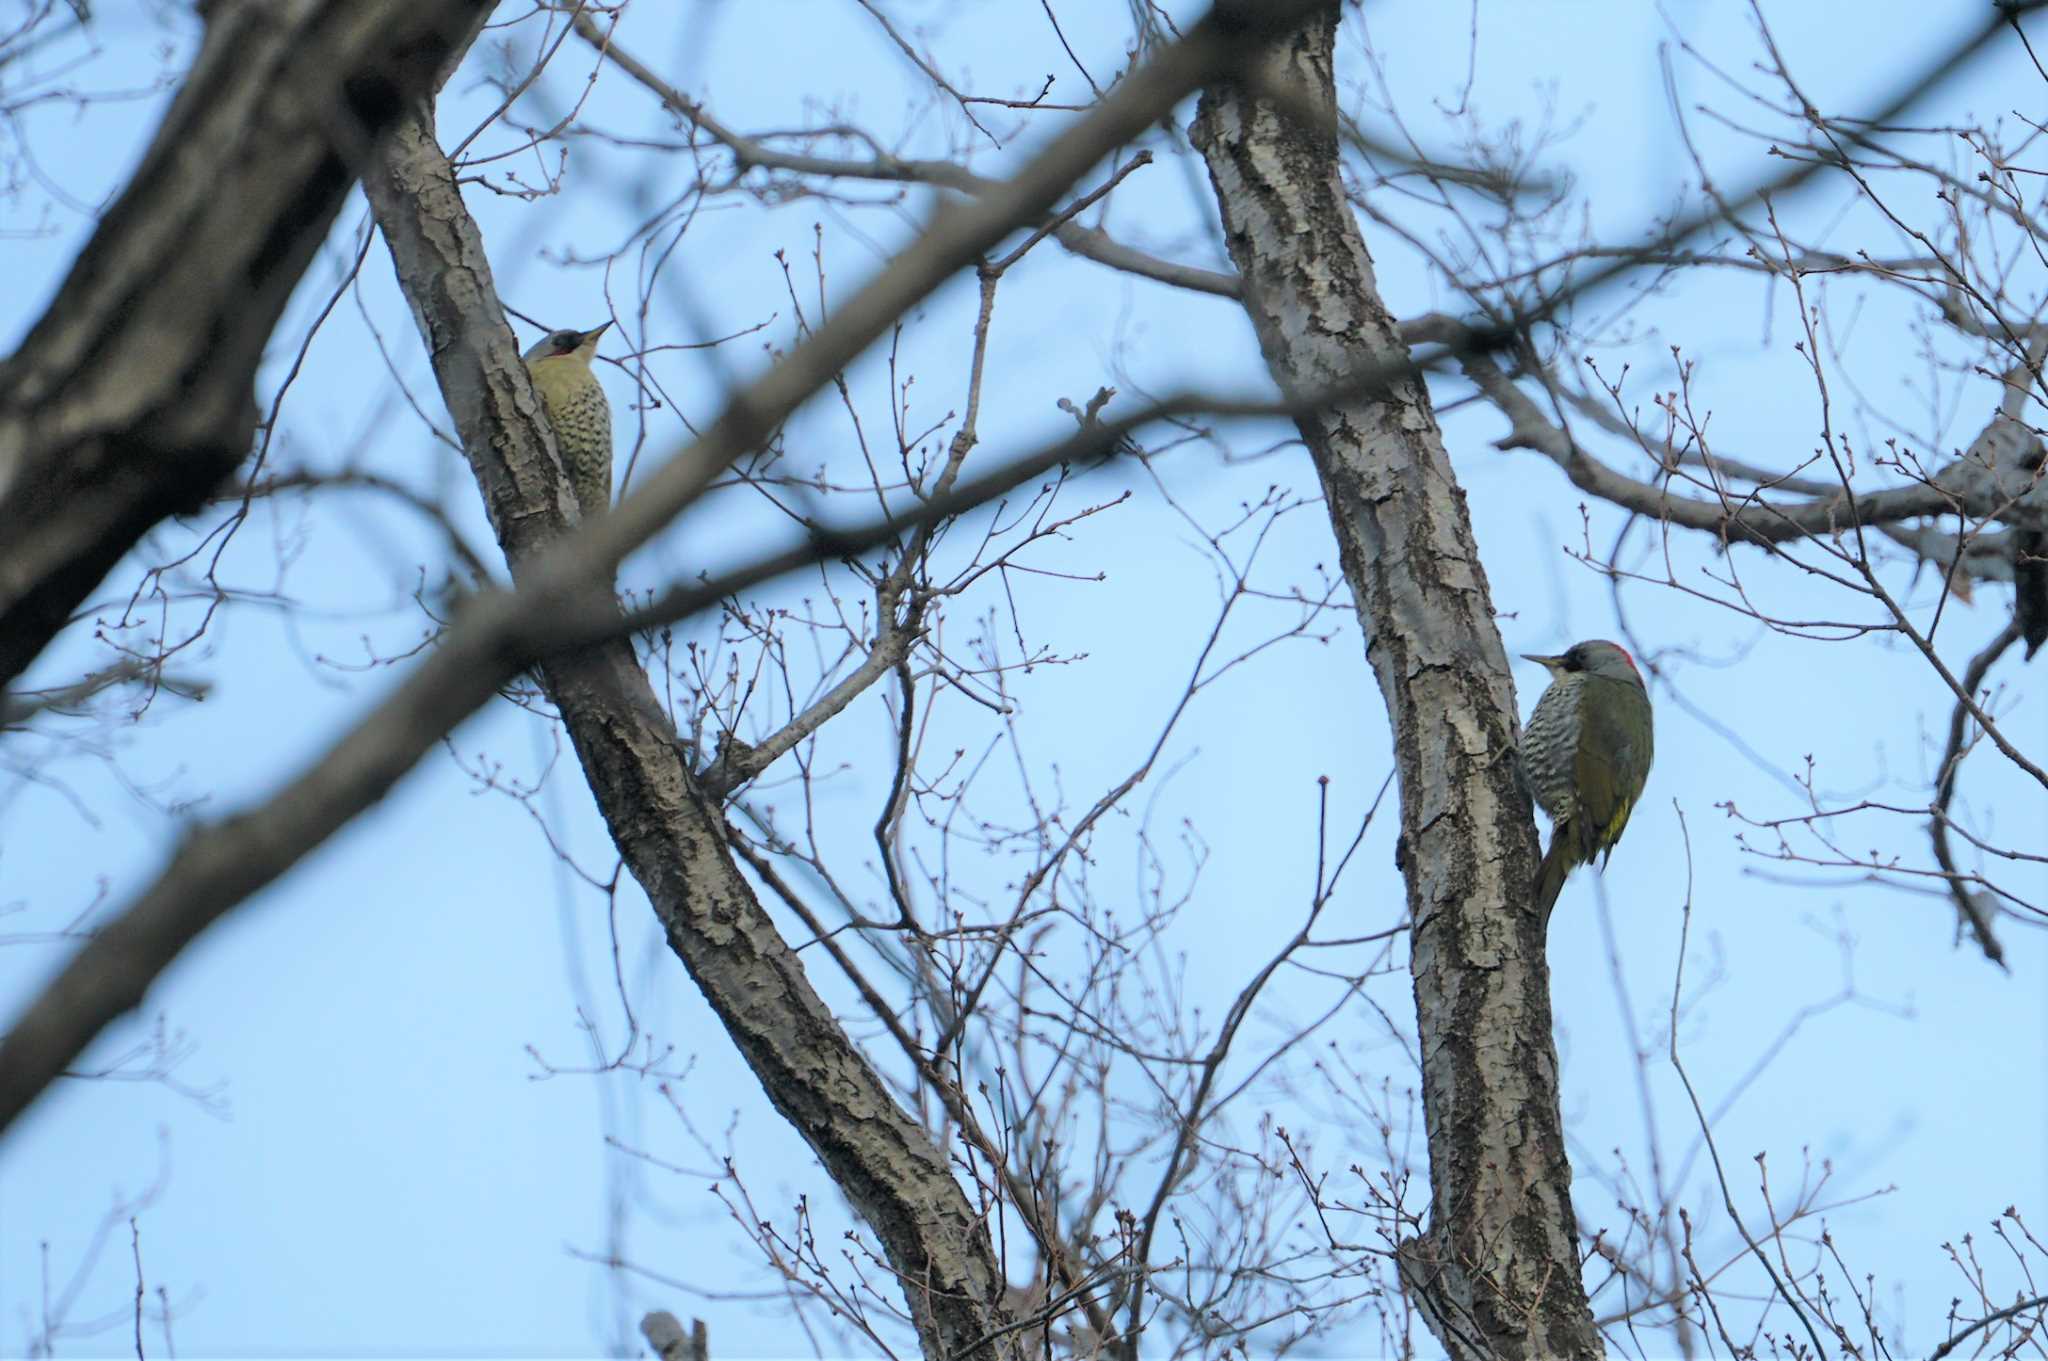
1534;827;1574;924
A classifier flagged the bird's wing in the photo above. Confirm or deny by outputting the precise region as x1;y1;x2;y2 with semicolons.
1574;676;1652;852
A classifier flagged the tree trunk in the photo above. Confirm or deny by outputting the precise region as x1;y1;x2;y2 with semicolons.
0;0;495;689
1191;9;1602;1358
362;107;1028;1361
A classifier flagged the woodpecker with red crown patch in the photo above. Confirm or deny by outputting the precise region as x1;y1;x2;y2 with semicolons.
1520;639;1655;920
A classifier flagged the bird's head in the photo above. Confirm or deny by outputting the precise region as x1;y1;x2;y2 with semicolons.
522;321;612;368
1522;639;1645;688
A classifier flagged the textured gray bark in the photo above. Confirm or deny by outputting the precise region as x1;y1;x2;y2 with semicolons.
1191;10;1603;1360
362;110;1027;1361
0;0;495;689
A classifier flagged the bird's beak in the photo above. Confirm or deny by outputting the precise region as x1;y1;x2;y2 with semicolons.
1521;652;1565;673
581;321;614;342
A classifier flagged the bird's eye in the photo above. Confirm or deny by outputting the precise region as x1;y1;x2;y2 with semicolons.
552;331;579;350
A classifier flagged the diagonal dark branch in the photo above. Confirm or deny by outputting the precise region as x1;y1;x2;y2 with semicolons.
0;16;1340;1358
1927;1292;2048;1361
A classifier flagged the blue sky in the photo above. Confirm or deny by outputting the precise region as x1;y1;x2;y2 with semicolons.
3;2;2043;1356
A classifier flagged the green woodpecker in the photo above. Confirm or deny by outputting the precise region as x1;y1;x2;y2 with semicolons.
1520;639;1655;919
522;322;613;519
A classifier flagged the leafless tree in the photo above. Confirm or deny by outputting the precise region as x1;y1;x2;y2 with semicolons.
3;2;2044;1358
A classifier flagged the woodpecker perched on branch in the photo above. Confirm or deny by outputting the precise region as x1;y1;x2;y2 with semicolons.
1520;639;1655;920
522;321;613;519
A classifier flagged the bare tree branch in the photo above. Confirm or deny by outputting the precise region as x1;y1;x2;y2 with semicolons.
1413;316;2048;548
0;15;1342;1359
0;0;496;689
1931;622;2020;967
569;11;1245;300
